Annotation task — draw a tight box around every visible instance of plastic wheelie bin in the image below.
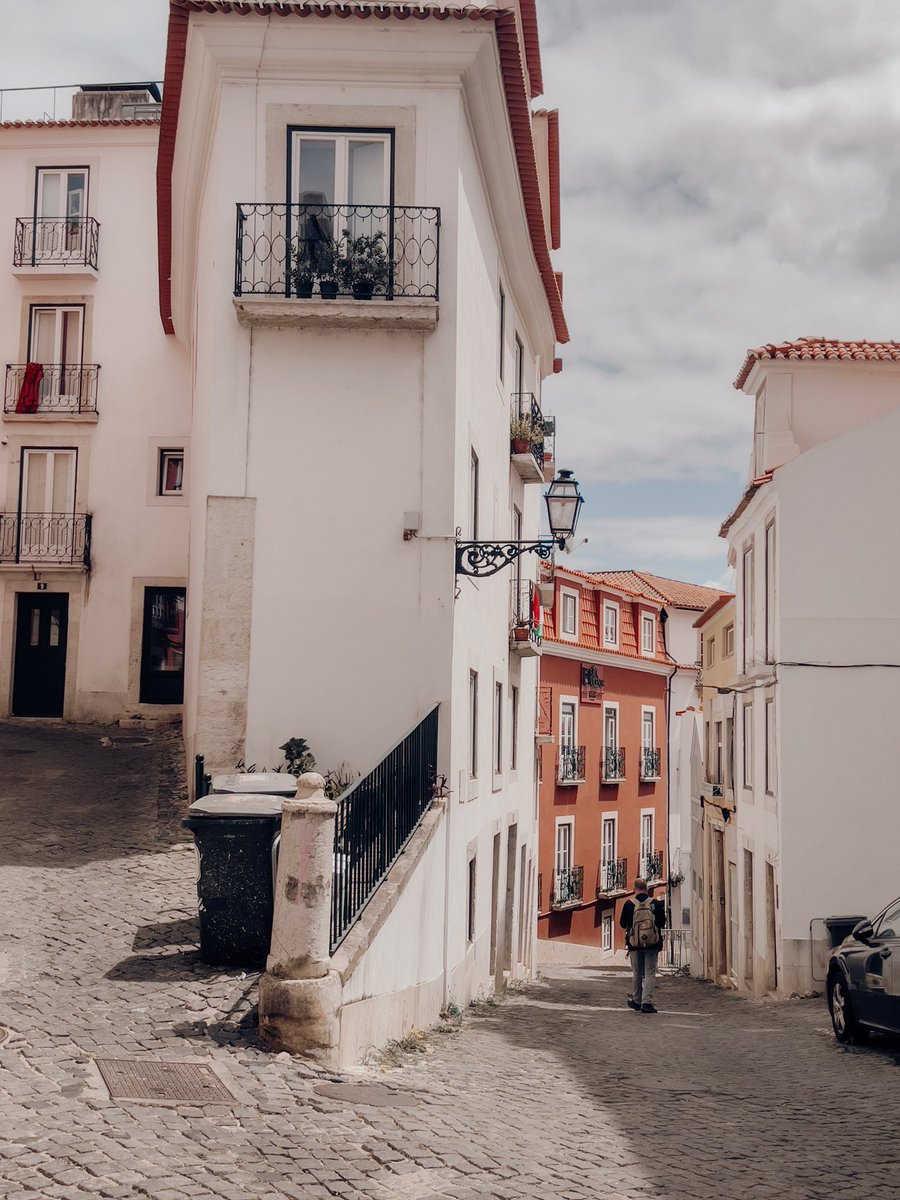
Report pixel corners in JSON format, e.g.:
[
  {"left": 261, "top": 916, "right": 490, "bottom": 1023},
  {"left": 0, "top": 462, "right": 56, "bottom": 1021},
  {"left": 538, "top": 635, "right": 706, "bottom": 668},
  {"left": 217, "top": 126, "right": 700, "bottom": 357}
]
[{"left": 182, "top": 793, "right": 285, "bottom": 968}]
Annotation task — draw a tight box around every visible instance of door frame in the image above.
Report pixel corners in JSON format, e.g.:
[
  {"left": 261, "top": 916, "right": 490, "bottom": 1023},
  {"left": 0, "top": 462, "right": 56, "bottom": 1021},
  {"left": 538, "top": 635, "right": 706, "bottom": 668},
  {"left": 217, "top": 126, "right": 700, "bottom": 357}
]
[
  {"left": 12, "top": 591, "right": 69, "bottom": 717},
  {"left": 138, "top": 585, "right": 186, "bottom": 706}
]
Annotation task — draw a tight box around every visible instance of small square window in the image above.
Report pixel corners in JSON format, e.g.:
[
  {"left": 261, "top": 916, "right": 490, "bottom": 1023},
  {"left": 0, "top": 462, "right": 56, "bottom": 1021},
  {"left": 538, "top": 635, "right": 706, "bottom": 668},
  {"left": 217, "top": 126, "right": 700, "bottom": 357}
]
[{"left": 158, "top": 449, "right": 184, "bottom": 496}]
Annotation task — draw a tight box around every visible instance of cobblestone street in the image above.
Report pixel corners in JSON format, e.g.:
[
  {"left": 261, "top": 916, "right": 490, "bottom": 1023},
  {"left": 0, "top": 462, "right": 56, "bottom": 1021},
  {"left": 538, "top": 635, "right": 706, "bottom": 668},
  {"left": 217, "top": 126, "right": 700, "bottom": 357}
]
[{"left": 1, "top": 723, "right": 899, "bottom": 1200}]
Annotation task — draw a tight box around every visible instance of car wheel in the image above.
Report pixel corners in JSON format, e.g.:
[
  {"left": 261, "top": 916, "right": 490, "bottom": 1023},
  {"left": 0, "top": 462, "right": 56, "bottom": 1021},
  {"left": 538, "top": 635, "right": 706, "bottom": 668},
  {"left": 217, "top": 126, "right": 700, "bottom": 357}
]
[{"left": 828, "top": 973, "right": 868, "bottom": 1044}]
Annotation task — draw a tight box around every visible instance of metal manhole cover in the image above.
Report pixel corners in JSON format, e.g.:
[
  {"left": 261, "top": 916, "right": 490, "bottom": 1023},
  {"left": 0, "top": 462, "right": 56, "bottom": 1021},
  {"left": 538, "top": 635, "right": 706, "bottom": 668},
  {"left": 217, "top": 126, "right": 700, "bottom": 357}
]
[
  {"left": 313, "top": 1082, "right": 421, "bottom": 1107},
  {"left": 95, "top": 1059, "right": 235, "bottom": 1103}
]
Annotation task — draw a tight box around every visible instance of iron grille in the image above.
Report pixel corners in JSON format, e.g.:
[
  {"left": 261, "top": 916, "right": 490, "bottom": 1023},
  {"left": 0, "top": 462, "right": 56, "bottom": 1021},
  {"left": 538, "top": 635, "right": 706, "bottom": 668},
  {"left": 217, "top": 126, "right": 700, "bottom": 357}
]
[
  {"left": 558, "top": 745, "right": 586, "bottom": 783},
  {"left": 551, "top": 865, "right": 583, "bottom": 908},
  {"left": 602, "top": 746, "right": 626, "bottom": 781},
  {"left": 510, "top": 579, "right": 541, "bottom": 641},
  {"left": 14, "top": 217, "right": 99, "bottom": 269},
  {"left": 640, "top": 850, "right": 664, "bottom": 883},
  {"left": 5, "top": 364, "right": 99, "bottom": 415},
  {"left": 641, "top": 747, "right": 661, "bottom": 779},
  {"left": 0, "top": 513, "right": 91, "bottom": 567},
  {"left": 331, "top": 705, "right": 439, "bottom": 952},
  {"left": 510, "top": 392, "right": 545, "bottom": 472},
  {"left": 234, "top": 203, "right": 440, "bottom": 300},
  {"left": 598, "top": 856, "right": 627, "bottom": 895},
  {"left": 660, "top": 928, "right": 686, "bottom": 971}
]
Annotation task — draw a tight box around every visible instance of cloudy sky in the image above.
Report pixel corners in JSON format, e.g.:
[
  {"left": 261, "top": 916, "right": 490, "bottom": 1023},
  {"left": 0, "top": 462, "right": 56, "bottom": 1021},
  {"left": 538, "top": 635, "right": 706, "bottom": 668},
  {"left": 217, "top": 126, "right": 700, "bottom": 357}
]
[{"left": 3, "top": 1, "right": 898, "bottom": 587}]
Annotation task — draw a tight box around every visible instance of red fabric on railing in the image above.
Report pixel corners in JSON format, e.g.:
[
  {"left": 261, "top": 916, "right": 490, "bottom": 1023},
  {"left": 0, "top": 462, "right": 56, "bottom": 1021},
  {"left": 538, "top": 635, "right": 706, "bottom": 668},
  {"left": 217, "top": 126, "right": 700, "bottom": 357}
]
[{"left": 15, "top": 362, "right": 43, "bottom": 413}]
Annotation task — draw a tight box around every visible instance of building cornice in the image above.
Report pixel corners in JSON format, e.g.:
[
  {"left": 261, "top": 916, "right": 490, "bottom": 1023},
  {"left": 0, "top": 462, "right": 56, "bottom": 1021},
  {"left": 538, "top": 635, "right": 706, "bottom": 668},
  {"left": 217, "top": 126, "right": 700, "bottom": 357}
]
[{"left": 541, "top": 639, "right": 675, "bottom": 678}]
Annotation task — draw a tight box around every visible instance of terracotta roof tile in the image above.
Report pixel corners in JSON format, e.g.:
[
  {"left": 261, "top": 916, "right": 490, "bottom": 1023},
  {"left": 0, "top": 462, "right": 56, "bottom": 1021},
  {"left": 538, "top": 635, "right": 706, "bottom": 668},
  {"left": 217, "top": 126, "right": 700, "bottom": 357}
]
[
  {"left": 543, "top": 566, "right": 669, "bottom": 665},
  {"left": 0, "top": 119, "right": 159, "bottom": 129},
  {"left": 592, "top": 570, "right": 724, "bottom": 612},
  {"left": 734, "top": 337, "right": 900, "bottom": 390}
]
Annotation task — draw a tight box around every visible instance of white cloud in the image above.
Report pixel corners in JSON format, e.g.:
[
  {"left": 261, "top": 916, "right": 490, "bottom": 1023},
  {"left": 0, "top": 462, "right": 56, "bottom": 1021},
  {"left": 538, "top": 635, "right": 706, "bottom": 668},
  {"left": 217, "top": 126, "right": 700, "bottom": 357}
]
[{"left": 567, "top": 513, "right": 727, "bottom": 576}]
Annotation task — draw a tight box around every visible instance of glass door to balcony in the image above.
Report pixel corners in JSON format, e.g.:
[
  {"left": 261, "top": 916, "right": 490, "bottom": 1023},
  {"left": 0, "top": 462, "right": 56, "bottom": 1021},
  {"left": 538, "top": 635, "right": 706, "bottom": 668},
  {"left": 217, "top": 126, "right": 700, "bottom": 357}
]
[
  {"left": 640, "top": 812, "right": 653, "bottom": 879},
  {"left": 29, "top": 307, "right": 84, "bottom": 411},
  {"left": 36, "top": 168, "right": 87, "bottom": 259},
  {"left": 20, "top": 449, "right": 76, "bottom": 559},
  {"left": 291, "top": 131, "right": 390, "bottom": 208}
]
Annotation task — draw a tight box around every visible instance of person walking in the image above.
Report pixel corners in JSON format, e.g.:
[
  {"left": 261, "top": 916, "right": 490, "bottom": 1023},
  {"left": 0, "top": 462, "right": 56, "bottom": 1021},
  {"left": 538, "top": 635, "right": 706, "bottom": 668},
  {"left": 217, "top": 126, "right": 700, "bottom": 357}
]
[{"left": 620, "top": 877, "right": 666, "bottom": 1013}]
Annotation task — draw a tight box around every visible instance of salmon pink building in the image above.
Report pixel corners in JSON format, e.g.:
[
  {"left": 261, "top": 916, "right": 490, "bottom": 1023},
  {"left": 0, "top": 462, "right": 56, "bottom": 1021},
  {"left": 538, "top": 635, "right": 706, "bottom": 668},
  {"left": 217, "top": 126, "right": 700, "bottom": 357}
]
[{"left": 537, "top": 566, "right": 674, "bottom": 957}]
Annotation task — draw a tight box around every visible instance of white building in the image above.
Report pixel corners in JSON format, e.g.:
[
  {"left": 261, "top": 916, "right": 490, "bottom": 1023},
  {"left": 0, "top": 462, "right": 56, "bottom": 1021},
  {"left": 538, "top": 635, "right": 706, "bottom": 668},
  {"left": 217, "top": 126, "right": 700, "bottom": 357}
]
[
  {"left": 722, "top": 337, "right": 900, "bottom": 995},
  {"left": 0, "top": 85, "right": 190, "bottom": 723}
]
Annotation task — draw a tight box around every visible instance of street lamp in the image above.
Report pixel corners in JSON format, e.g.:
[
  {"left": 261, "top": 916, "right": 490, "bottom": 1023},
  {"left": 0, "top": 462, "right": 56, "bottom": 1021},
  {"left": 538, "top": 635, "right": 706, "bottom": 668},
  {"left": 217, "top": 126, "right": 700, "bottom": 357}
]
[{"left": 455, "top": 469, "right": 585, "bottom": 578}]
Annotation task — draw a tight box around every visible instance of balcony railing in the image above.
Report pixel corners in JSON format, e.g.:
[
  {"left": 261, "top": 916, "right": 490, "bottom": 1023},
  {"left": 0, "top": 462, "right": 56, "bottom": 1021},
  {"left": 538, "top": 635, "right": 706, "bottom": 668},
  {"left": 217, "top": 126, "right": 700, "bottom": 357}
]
[
  {"left": 509, "top": 579, "right": 541, "bottom": 656},
  {"left": 235, "top": 203, "right": 440, "bottom": 300},
  {"left": 551, "top": 865, "right": 583, "bottom": 909},
  {"left": 640, "top": 850, "right": 664, "bottom": 883},
  {"left": 640, "top": 747, "right": 661, "bottom": 780},
  {"left": 598, "top": 856, "right": 627, "bottom": 896},
  {"left": 14, "top": 217, "right": 99, "bottom": 269},
  {"left": 602, "top": 746, "right": 626, "bottom": 782},
  {"left": 331, "top": 705, "right": 439, "bottom": 952},
  {"left": 510, "top": 392, "right": 545, "bottom": 482},
  {"left": 0, "top": 513, "right": 91, "bottom": 568},
  {"left": 5, "top": 364, "right": 99, "bottom": 415},
  {"left": 558, "top": 744, "right": 586, "bottom": 784}
]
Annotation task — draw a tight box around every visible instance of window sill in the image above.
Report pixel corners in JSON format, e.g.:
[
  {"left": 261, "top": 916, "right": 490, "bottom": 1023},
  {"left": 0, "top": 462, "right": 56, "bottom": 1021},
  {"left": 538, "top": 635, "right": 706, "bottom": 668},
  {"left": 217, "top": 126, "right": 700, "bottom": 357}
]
[
  {"left": 233, "top": 295, "right": 439, "bottom": 332},
  {"left": 12, "top": 263, "right": 98, "bottom": 281},
  {"left": 3, "top": 411, "right": 98, "bottom": 423}
]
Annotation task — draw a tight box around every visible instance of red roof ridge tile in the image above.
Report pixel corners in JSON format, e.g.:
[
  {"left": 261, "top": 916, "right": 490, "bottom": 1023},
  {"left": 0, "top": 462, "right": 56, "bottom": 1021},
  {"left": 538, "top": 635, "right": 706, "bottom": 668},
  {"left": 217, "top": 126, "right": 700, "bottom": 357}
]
[
  {"left": 734, "top": 336, "right": 900, "bottom": 390},
  {"left": 1, "top": 118, "right": 160, "bottom": 129}
]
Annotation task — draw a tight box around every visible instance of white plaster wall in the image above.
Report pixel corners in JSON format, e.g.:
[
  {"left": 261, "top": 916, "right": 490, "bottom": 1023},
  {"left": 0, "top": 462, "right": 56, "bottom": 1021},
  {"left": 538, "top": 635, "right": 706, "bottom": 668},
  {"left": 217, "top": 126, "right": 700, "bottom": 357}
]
[{"left": 0, "top": 126, "right": 190, "bottom": 721}]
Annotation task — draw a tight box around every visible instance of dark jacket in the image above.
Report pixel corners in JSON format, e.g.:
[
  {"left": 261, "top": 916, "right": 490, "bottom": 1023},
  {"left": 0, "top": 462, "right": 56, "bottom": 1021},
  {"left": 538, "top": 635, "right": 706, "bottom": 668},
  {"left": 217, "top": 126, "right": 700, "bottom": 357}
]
[{"left": 620, "top": 892, "right": 666, "bottom": 950}]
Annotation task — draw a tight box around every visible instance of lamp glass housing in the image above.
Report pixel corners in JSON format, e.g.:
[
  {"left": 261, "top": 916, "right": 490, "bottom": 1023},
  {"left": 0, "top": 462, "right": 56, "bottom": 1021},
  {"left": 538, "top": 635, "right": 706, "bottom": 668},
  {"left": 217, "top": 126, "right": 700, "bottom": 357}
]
[{"left": 544, "top": 469, "right": 584, "bottom": 542}]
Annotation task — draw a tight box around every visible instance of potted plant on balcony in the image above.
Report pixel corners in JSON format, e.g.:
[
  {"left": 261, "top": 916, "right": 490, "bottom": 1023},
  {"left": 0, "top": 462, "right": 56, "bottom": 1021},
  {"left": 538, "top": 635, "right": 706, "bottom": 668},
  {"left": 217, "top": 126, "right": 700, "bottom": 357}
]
[
  {"left": 291, "top": 241, "right": 317, "bottom": 299},
  {"left": 340, "top": 228, "right": 390, "bottom": 300},
  {"left": 311, "top": 241, "right": 340, "bottom": 299},
  {"left": 511, "top": 414, "right": 539, "bottom": 454}
]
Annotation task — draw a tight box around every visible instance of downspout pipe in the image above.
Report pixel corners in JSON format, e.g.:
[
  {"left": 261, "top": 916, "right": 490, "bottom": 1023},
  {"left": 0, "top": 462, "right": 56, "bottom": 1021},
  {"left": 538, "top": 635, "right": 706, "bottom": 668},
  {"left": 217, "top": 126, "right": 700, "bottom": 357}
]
[{"left": 660, "top": 608, "right": 679, "bottom": 931}]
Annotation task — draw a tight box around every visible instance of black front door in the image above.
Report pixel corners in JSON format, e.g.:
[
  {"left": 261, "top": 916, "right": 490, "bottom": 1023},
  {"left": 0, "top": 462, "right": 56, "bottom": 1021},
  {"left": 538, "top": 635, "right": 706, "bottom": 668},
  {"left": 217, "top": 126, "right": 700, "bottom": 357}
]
[
  {"left": 13, "top": 592, "right": 69, "bottom": 716},
  {"left": 140, "top": 587, "right": 185, "bottom": 704}
]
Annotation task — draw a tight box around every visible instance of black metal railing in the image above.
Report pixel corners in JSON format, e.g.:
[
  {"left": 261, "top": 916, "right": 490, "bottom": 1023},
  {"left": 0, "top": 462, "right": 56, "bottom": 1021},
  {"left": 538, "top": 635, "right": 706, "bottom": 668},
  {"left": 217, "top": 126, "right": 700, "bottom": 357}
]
[
  {"left": 641, "top": 747, "right": 661, "bottom": 779},
  {"left": 0, "top": 513, "right": 91, "bottom": 567},
  {"left": 660, "top": 928, "right": 686, "bottom": 971},
  {"left": 640, "top": 850, "right": 664, "bottom": 883},
  {"left": 5, "top": 364, "right": 99, "bottom": 415},
  {"left": 14, "top": 217, "right": 100, "bottom": 268},
  {"left": 330, "top": 705, "right": 439, "bottom": 952},
  {"left": 602, "top": 746, "right": 626, "bottom": 781},
  {"left": 510, "top": 579, "right": 541, "bottom": 644},
  {"left": 558, "top": 744, "right": 586, "bottom": 783},
  {"left": 235, "top": 203, "right": 440, "bottom": 301},
  {"left": 598, "top": 856, "right": 627, "bottom": 895},
  {"left": 510, "top": 392, "right": 545, "bottom": 472},
  {"left": 551, "top": 865, "right": 583, "bottom": 908}
]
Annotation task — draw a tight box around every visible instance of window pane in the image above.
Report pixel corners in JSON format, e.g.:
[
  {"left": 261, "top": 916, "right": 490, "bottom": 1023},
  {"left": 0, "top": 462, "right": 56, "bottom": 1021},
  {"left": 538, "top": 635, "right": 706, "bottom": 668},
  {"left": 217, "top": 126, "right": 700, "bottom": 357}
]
[
  {"left": 39, "top": 171, "right": 61, "bottom": 217},
  {"left": 348, "top": 139, "right": 385, "bottom": 205},
  {"left": 297, "top": 139, "right": 336, "bottom": 205},
  {"left": 29, "top": 607, "right": 40, "bottom": 646},
  {"left": 66, "top": 173, "right": 86, "bottom": 219},
  {"left": 49, "top": 610, "right": 60, "bottom": 648}
]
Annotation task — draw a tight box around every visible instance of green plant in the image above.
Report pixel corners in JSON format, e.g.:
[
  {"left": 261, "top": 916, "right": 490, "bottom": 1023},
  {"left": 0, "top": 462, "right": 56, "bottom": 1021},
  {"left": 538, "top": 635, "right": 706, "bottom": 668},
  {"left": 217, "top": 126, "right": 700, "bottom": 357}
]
[
  {"left": 510, "top": 413, "right": 544, "bottom": 446},
  {"left": 313, "top": 238, "right": 340, "bottom": 284},
  {"left": 340, "top": 228, "right": 389, "bottom": 292},
  {"left": 323, "top": 762, "right": 357, "bottom": 801},
  {"left": 279, "top": 737, "right": 317, "bottom": 776},
  {"left": 292, "top": 240, "right": 317, "bottom": 287}
]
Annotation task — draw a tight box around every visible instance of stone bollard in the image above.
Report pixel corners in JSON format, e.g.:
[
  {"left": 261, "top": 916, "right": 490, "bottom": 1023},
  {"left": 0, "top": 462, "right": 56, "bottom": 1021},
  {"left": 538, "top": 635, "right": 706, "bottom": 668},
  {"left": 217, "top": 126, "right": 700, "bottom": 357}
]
[{"left": 258, "top": 773, "right": 342, "bottom": 1064}]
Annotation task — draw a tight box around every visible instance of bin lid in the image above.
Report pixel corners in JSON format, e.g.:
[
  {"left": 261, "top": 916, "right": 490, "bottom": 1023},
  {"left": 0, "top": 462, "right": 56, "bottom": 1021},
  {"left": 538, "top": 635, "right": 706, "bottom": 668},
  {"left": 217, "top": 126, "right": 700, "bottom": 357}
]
[
  {"left": 211, "top": 772, "right": 298, "bottom": 796},
  {"left": 189, "top": 794, "right": 285, "bottom": 817}
]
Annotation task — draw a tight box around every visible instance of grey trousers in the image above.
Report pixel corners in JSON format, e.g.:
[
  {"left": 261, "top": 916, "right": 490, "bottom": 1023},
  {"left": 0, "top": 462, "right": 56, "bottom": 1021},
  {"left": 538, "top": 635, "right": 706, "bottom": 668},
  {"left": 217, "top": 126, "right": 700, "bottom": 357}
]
[{"left": 630, "top": 947, "right": 659, "bottom": 1006}]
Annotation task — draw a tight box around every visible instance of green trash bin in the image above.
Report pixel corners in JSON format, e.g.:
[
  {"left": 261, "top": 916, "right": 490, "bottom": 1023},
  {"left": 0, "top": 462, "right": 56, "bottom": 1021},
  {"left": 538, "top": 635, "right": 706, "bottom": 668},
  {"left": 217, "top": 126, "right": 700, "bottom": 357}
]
[{"left": 182, "top": 794, "right": 284, "bottom": 968}]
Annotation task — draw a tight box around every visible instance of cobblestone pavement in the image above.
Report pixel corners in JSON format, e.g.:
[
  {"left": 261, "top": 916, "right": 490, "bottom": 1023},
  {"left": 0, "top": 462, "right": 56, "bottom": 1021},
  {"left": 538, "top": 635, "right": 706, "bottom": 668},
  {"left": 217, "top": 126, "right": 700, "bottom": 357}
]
[{"left": 2, "top": 722, "right": 900, "bottom": 1200}]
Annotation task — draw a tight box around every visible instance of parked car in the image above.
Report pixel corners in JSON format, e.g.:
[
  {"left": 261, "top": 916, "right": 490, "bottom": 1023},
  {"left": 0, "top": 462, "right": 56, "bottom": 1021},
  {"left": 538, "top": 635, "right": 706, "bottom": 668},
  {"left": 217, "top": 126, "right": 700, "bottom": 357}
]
[{"left": 827, "top": 895, "right": 900, "bottom": 1043}]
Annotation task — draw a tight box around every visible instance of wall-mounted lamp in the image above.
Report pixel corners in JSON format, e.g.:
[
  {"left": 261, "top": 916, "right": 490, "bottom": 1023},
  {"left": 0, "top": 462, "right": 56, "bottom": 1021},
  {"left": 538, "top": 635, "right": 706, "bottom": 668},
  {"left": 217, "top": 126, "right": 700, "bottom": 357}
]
[{"left": 455, "top": 469, "right": 585, "bottom": 578}]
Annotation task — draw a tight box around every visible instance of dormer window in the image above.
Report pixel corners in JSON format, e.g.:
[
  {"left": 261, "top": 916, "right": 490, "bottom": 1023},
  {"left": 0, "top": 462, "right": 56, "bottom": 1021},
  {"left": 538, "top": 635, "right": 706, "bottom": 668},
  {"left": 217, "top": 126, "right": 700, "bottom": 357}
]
[
  {"left": 559, "top": 587, "right": 578, "bottom": 640},
  {"left": 641, "top": 613, "right": 655, "bottom": 656},
  {"left": 603, "top": 600, "right": 619, "bottom": 648}
]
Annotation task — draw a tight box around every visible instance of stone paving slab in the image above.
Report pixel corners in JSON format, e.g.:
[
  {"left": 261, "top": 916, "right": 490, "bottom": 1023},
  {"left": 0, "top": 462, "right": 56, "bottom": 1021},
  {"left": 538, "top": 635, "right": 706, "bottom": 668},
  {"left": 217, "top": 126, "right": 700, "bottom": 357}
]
[{"left": 1, "top": 721, "right": 900, "bottom": 1199}]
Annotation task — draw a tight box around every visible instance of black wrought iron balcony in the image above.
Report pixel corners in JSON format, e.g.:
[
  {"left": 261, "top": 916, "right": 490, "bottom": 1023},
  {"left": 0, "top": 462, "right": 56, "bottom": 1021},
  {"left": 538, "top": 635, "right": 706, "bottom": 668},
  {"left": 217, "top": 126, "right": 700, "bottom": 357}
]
[
  {"left": 551, "top": 865, "right": 583, "bottom": 910},
  {"left": 5, "top": 364, "right": 99, "bottom": 415},
  {"left": 234, "top": 203, "right": 440, "bottom": 300},
  {"left": 598, "top": 857, "right": 627, "bottom": 896},
  {"left": 640, "top": 747, "right": 662, "bottom": 780},
  {"left": 558, "top": 744, "right": 586, "bottom": 784},
  {"left": 0, "top": 514, "right": 91, "bottom": 568},
  {"left": 510, "top": 392, "right": 545, "bottom": 483},
  {"left": 640, "top": 850, "right": 664, "bottom": 883},
  {"left": 14, "top": 217, "right": 99, "bottom": 269},
  {"left": 602, "top": 746, "right": 626, "bottom": 782},
  {"left": 510, "top": 579, "right": 541, "bottom": 656}
]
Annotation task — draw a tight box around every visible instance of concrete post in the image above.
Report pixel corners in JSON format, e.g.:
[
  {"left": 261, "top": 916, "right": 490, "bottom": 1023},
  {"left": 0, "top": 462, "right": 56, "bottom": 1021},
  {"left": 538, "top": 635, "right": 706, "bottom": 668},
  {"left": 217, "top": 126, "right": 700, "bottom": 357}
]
[{"left": 258, "top": 773, "right": 343, "bottom": 1064}]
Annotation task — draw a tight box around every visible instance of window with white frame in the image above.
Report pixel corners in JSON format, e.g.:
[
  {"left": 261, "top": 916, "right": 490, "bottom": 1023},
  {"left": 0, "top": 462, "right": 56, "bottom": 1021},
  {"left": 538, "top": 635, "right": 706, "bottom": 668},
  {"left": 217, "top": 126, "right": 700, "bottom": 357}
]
[
  {"left": 714, "top": 720, "right": 723, "bottom": 786},
  {"left": 555, "top": 819, "right": 574, "bottom": 892},
  {"left": 559, "top": 700, "right": 576, "bottom": 749},
  {"left": 510, "top": 685, "right": 519, "bottom": 771},
  {"left": 601, "top": 816, "right": 616, "bottom": 869},
  {"left": 28, "top": 305, "right": 85, "bottom": 409},
  {"left": 601, "top": 914, "right": 613, "bottom": 951},
  {"left": 603, "top": 600, "right": 619, "bottom": 648},
  {"left": 35, "top": 167, "right": 89, "bottom": 258},
  {"left": 742, "top": 544, "right": 755, "bottom": 669},
  {"left": 765, "top": 697, "right": 776, "bottom": 794},
  {"left": 560, "top": 588, "right": 578, "bottom": 638},
  {"left": 723, "top": 623, "right": 735, "bottom": 658},
  {"left": 466, "top": 855, "right": 476, "bottom": 943},
  {"left": 469, "top": 670, "right": 478, "bottom": 779},
  {"left": 603, "top": 704, "right": 618, "bottom": 749},
  {"left": 706, "top": 635, "right": 715, "bottom": 668},
  {"left": 493, "top": 680, "right": 503, "bottom": 777},
  {"left": 290, "top": 129, "right": 391, "bottom": 208},
  {"left": 742, "top": 702, "right": 753, "bottom": 788},
  {"left": 641, "top": 709, "right": 658, "bottom": 778},
  {"left": 765, "top": 520, "right": 776, "bottom": 663},
  {"left": 639, "top": 812, "right": 654, "bottom": 876},
  {"left": 158, "top": 449, "right": 184, "bottom": 497},
  {"left": 641, "top": 612, "right": 655, "bottom": 655}
]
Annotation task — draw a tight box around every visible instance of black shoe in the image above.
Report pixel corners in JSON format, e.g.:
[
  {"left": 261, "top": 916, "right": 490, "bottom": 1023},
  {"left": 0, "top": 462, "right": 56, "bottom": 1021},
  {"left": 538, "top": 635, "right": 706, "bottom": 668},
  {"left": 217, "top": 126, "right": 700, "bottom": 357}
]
[
  {"left": 641, "top": 1003, "right": 657, "bottom": 1014},
  {"left": 627, "top": 998, "right": 640, "bottom": 1011}
]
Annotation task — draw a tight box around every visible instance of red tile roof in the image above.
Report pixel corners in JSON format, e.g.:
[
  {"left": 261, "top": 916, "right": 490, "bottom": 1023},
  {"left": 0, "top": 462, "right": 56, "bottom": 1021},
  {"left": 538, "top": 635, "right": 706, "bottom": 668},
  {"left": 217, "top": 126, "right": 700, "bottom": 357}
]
[
  {"left": 693, "top": 592, "right": 734, "bottom": 629},
  {"left": 592, "top": 571, "right": 724, "bottom": 612},
  {"left": 518, "top": 0, "right": 544, "bottom": 99},
  {"left": 542, "top": 566, "right": 670, "bottom": 665},
  {"left": 157, "top": 1, "right": 568, "bottom": 343},
  {"left": 0, "top": 119, "right": 159, "bottom": 129},
  {"left": 734, "top": 337, "right": 900, "bottom": 390},
  {"left": 718, "top": 471, "right": 774, "bottom": 538}
]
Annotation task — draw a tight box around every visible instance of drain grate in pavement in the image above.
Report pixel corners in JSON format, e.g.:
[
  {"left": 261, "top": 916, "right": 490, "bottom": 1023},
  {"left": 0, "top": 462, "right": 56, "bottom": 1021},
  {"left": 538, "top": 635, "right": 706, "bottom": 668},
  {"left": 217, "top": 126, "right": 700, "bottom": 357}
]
[
  {"left": 95, "top": 1059, "right": 235, "bottom": 1103},
  {"left": 313, "top": 1082, "right": 421, "bottom": 1107}
]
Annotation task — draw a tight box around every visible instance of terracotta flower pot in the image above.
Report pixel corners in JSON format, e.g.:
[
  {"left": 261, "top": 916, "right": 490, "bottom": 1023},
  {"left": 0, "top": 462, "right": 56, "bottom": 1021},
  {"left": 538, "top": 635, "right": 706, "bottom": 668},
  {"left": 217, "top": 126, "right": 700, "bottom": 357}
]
[{"left": 512, "top": 438, "right": 530, "bottom": 454}]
